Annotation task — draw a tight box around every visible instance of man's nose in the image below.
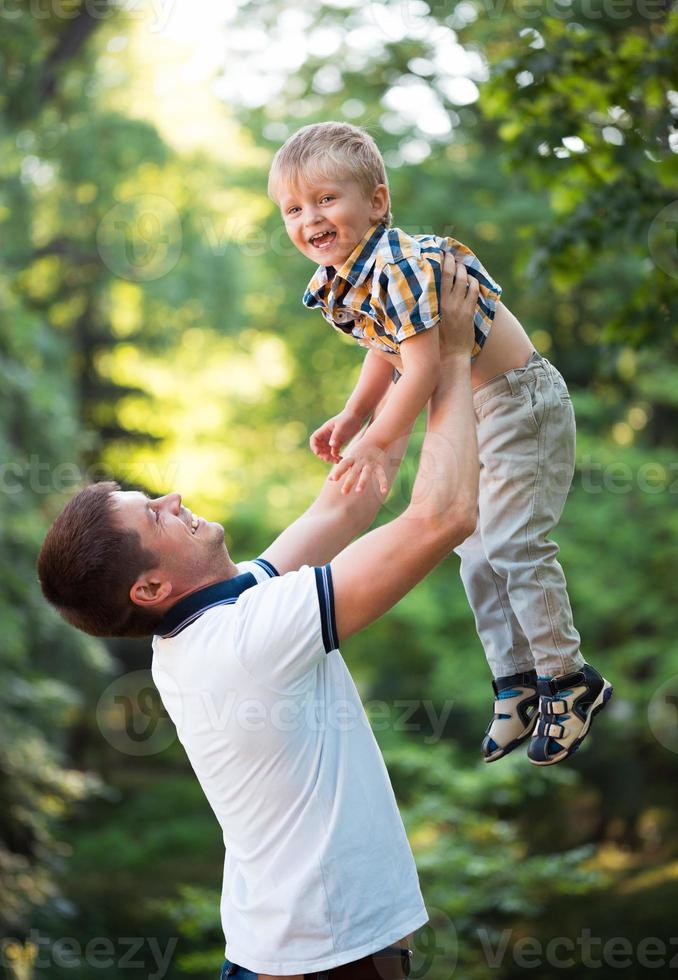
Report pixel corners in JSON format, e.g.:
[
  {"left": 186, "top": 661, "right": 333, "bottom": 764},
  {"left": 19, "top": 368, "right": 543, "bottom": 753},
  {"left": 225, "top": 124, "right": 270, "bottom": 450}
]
[{"left": 157, "top": 492, "right": 182, "bottom": 512}]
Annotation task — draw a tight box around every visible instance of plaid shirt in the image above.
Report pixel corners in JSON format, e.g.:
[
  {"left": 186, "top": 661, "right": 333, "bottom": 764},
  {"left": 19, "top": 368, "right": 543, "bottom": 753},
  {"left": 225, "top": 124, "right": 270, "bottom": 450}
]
[{"left": 303, "top": 223, "right": 502, "bottom": 360}]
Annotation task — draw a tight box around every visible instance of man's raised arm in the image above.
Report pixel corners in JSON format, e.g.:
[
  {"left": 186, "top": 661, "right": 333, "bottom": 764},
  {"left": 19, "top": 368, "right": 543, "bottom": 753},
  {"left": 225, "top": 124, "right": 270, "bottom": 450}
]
[
  {"left": 260, "top": 254, "right": 475, "bottom": 577},
  {"left": 329, "top": 255, "right": 480, "bottom": 642}
]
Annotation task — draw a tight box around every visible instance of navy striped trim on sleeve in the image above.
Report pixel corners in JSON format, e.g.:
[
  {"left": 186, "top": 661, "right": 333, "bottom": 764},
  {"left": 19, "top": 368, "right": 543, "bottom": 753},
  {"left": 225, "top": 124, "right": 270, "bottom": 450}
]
[
  {"left": 254, "top": 557, "right": 279, "bottom": 578},
  {"left": 314, "top": 564, "right": 339, "bottom": 653}
]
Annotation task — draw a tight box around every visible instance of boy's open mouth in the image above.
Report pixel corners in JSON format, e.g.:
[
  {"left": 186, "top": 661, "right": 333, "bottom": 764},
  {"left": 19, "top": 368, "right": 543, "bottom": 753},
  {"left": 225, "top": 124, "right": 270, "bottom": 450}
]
[{"left": 309, "top": 230, "right": 337, "bottom": 251}]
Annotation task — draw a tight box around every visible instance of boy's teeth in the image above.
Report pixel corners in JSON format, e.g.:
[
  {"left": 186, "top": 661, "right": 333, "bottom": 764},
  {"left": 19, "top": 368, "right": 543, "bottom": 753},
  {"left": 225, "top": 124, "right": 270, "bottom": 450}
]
[{"left": 310, "top": 231, "right": 336, "bottom": 247}]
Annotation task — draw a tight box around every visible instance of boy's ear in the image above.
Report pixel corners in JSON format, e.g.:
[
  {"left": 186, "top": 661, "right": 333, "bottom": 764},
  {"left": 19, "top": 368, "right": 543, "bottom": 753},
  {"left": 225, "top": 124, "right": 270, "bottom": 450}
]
[{"left": 370, "top": 184, "right": 389, "bottom": 222}]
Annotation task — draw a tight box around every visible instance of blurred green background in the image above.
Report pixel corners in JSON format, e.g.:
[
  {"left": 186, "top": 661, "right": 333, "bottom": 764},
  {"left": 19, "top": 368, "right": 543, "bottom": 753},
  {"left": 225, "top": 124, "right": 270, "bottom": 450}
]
[{"left": 1, "top": 1, "right": 677, "bottom": 978}]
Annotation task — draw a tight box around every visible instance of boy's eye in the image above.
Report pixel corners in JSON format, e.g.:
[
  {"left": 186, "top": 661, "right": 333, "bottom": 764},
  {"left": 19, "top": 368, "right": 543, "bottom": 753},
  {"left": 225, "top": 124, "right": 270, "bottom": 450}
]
[
  {"left": 320, "top": 196, "right": 335, "bottom": 204},
  {"left": 286, "top": 206, "right": 300, "bottom": 215}
]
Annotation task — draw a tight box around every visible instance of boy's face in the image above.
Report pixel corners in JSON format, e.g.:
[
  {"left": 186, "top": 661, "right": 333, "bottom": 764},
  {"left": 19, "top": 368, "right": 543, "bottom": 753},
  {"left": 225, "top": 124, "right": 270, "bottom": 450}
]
[{"left": 279, "top": 175, "right": 389, "bottom": 267}]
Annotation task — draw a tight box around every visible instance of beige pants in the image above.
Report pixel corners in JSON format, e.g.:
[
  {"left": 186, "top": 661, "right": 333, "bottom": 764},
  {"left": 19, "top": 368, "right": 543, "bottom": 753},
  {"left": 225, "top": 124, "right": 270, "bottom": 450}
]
[{"left": 454, "top": 351, "right": 585, "bottom": 679}]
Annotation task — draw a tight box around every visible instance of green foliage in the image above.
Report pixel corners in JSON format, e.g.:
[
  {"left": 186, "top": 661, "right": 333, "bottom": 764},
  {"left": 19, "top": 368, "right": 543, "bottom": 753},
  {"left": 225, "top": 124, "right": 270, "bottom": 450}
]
[
  {"left": 2, "top": 2, "right": 677, "bottom": 979},
  {"left": 0, "top": 139, "right": 113, "bottom": 937},
  {"left": 480, "top": 7, "right": 678, "bottom": 348}
]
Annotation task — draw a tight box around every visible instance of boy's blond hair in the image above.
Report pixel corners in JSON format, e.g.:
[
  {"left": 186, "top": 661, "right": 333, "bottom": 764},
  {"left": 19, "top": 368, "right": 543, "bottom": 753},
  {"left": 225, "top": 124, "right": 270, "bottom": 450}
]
[{"left": 268, "top": 121, "right": 392, "bottom": 226}]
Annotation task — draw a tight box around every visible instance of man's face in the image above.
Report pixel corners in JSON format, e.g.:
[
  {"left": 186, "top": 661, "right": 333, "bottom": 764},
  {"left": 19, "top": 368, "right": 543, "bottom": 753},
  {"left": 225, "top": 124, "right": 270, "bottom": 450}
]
[
  {"left": 111, "top": 491, "right": 233, "bottom": 607},
  {"left": 279, "top": 175, "right": 387, "bottom": 268}
]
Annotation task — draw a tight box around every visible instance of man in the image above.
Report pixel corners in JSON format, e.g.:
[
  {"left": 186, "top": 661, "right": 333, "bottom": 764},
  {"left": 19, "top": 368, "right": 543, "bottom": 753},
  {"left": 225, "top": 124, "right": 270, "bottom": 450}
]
[{"left": 37, "top": 255, "right": 480, "bottom": 979}]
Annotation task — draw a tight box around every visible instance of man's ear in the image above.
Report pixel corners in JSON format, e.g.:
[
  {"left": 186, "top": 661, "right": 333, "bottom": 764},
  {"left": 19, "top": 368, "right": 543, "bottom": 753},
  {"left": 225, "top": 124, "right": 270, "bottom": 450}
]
[{"left": 129, "top": 574, "right": 173, "bottom": 608}]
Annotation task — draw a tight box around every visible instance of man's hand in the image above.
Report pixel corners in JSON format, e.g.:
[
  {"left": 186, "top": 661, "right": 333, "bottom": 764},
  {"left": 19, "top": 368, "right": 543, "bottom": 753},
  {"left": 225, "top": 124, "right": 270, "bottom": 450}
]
[
  {"left": 329, "top": 438, "right": 389, "bottom": 496},
  {"left": 310, "top": 409, "right": 366, "bottom": 464},
  {"left": 439, "top": 254, "right": 479, "bottom": 361}
]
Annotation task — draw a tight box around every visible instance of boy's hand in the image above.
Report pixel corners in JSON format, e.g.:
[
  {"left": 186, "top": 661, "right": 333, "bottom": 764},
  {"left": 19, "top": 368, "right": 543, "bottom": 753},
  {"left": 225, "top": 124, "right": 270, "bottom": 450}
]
[
  {"left": 439, "top": 254, "right": 479, "bottom": 360},
  {"left": 329, "top": 439, "right": 389, "bottom": 496},
  {"left": 310, "top": 409, "right": 365, "bottom": 464}
]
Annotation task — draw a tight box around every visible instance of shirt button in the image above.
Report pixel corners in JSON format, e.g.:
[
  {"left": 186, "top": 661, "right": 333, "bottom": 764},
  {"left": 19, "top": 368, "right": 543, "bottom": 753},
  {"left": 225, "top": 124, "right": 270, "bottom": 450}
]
[{"left": 333, "top": 309, "right": 356, "bottom": 324}]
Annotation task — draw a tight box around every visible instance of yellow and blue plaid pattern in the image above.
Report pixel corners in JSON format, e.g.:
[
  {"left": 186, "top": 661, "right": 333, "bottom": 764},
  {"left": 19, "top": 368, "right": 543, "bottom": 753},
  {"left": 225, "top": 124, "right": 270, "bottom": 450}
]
[{"left": 303, "top": 223, "right": 502, "bottom": 360}]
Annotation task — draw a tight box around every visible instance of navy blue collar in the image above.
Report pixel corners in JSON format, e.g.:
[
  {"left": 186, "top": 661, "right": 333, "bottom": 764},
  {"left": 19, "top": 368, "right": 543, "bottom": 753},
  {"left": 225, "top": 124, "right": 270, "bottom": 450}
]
[{"left": 155, "top": 559, "right": 278, "bottom": 639}]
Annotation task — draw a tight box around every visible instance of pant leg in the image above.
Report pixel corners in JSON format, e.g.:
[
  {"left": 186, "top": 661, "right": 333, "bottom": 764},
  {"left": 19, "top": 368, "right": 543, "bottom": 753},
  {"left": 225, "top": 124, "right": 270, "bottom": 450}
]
[
  {"left": 454, "top": 516, "right": 535, "bottom": 679},
  {"left": 473, "top": 354, "right": 584, "bottom": 678},
  {"left": 221, "top": 961, "right": 258, "bottom": 980}
]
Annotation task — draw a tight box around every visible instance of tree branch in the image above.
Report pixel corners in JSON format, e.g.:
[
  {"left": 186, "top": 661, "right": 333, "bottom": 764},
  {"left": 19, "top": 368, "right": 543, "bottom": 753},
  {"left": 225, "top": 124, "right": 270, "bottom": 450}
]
[{"left": 39, "top": 0, "right": 113, "bottom": 101}]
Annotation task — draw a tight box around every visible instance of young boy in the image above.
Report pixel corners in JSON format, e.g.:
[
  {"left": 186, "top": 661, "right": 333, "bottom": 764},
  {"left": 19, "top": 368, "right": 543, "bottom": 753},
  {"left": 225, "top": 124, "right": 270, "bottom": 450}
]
[{"left": 268, "top": 121, "right": 612, "bottom": 766}]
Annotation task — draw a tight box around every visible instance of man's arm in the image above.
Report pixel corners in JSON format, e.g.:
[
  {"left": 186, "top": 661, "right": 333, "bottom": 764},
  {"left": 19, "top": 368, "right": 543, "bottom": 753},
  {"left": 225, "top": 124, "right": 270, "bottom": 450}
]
[{"left": 330, "top": 255, "right": 480, "bottom": 642}]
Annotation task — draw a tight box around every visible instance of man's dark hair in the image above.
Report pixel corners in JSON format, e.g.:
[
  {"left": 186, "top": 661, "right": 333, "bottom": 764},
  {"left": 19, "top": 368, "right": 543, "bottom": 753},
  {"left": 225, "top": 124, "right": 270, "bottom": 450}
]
[{"left": 37, "top": 481, "right": 163, "bottom": 638}]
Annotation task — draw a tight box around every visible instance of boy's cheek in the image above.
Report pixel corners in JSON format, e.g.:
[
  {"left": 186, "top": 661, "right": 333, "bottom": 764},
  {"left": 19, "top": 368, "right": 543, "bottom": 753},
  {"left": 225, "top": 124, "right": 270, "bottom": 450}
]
[{"left": 285, "top": 225, "right": 303, "bottom": 249}]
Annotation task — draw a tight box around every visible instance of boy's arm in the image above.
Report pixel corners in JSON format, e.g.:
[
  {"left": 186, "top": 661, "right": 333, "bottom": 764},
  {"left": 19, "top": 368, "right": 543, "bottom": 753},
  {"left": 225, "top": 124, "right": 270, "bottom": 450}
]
[
  {"left": 331, "top": 328, "right": 441, "bottom": 493},
  {"left": 260, "top": 257, "right": 475, "bottom": 575},
  {"left": 310, "top": 351, "right": 394, "bottom": 463},
  {"left": 345, "top": 349, "right": 395, "bottom": 420},
  {"left": 262, "top": 416, "right": 411, "bottom": 575},
  {"left": 331, "top": 257, "right": 480, "bottom": 640}
]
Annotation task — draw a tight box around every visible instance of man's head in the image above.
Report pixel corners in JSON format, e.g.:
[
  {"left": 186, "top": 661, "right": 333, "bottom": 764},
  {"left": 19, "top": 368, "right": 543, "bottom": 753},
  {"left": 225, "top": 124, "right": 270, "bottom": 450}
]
[
  {"left": 268, "top": 121, "right": 391, "bottom": 268},
  {"left": 37, "top": 482, "right": 235, "bottom": 638}
]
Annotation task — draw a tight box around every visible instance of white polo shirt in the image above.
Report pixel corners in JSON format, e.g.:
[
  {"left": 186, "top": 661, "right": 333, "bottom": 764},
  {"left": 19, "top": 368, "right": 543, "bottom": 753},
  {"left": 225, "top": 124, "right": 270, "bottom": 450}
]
[{"left": 151, "top": 559, "right": 428, "bottom": 975}]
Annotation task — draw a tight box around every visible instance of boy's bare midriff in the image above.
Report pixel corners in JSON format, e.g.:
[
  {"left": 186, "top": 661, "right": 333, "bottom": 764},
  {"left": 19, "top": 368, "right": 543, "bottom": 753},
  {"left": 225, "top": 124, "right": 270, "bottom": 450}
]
[
  {"left": 258, "top": 934, "right": 412, "bottom": 980},
  {"left": 469, "top": 301, "right": 536, "bottom": 390},
  {"left": 373, "top": 301, "right": 536, "bottom": 393}
]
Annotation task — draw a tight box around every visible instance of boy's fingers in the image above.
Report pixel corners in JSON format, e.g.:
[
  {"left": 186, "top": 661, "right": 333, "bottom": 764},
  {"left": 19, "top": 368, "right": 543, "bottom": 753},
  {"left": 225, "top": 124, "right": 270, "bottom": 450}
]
[
  {"left": 341, "top": 464, "right": 359, "bottom": 495},
  {"left": 330, "top": 457, "right": 353, "bottom": 481},
  {"left": 375, "top": 464, "right": 389, "bottom": 494},
  {"left": 355, "top": 464, "right": 372, "bottom": 494},
  {"left": 312, "top": 427, "right": 331, "bottom": 449}
]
